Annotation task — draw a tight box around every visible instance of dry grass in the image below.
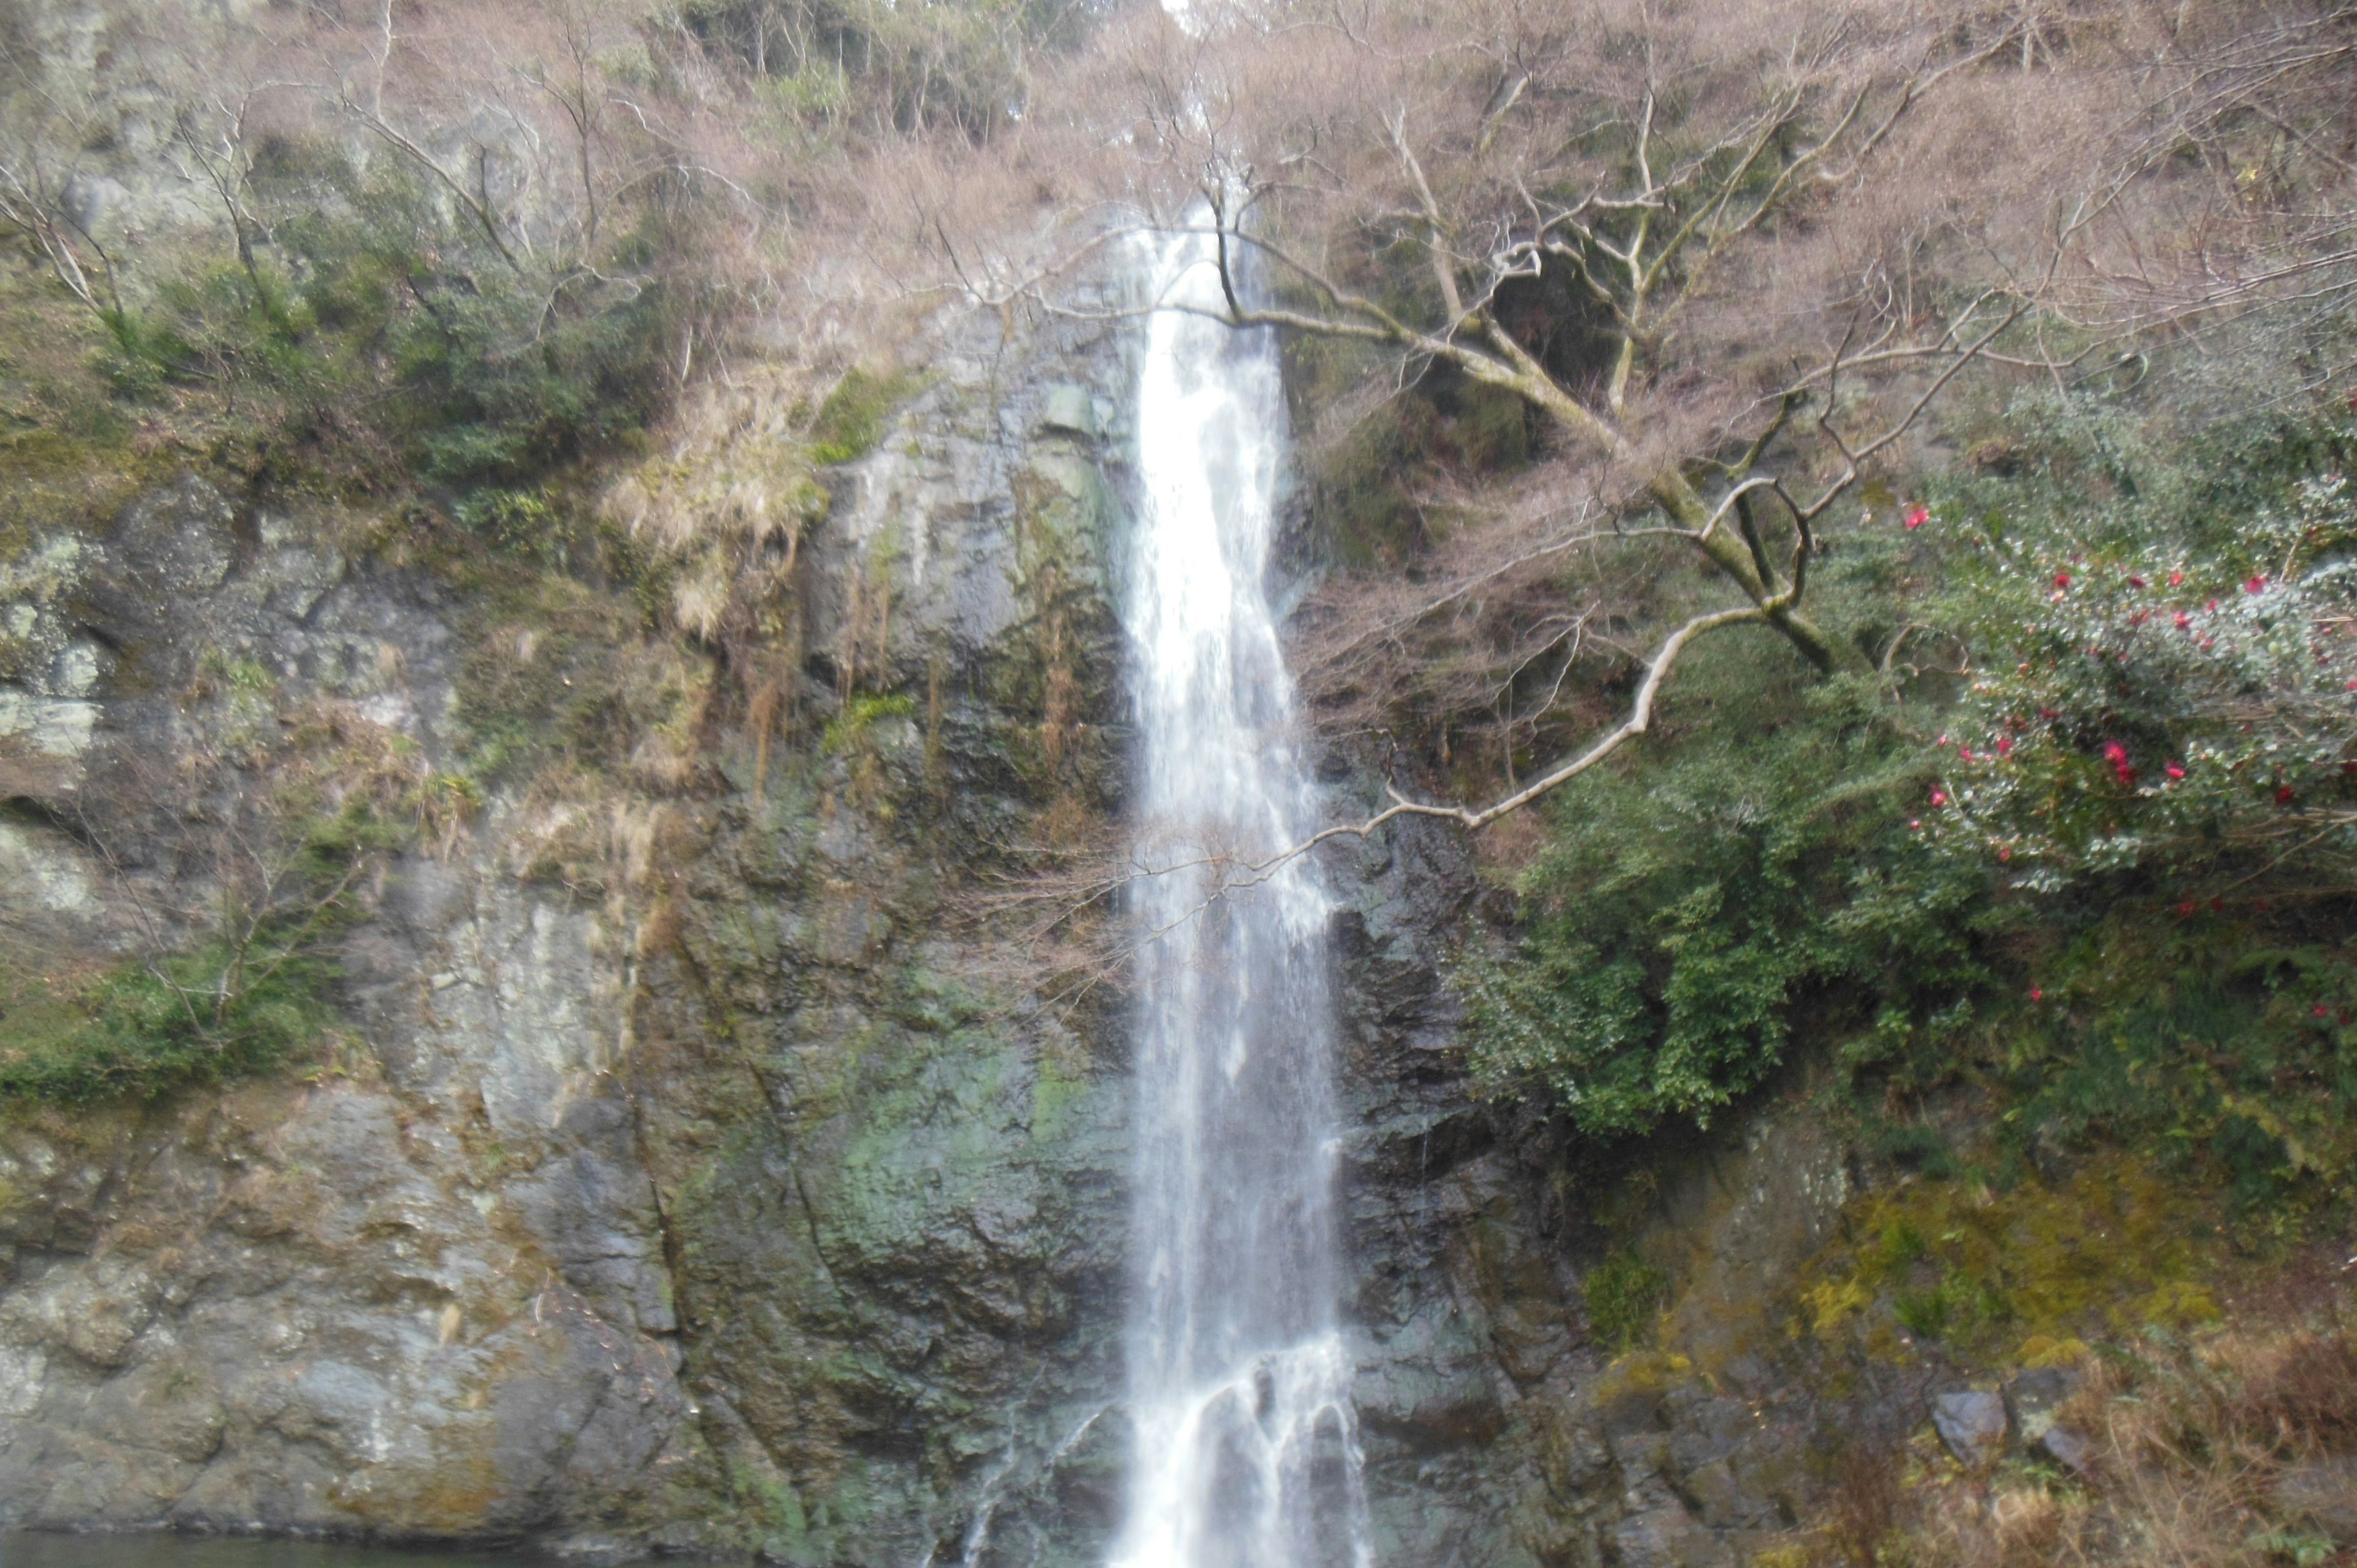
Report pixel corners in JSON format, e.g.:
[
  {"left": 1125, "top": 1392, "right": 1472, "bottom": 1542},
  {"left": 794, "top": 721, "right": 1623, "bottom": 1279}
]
[{"left": 1783, "top": 1299, "right": 2357, "bottom": 1567}]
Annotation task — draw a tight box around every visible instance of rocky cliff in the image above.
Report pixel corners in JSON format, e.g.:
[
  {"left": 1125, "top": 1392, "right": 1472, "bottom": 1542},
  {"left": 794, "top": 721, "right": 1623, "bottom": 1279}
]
[
  {"left": 0, "top": 11, "right": 1927, "bottom": 1550},
  {"left": 0, "top": 255, "right": 1953, "bottom": 1565}
]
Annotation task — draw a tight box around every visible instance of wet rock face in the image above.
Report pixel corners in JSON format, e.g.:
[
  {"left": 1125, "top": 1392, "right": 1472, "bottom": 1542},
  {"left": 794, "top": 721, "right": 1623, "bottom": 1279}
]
[{"left": 625, "top": 293, "right": 1145, "bottom": 1568}]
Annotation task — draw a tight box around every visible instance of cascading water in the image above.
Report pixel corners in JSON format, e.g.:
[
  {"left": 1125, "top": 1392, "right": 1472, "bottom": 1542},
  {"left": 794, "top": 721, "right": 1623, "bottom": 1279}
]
[{"left": 1110, "top": 223, "right": 1373, "bottom": 1568}]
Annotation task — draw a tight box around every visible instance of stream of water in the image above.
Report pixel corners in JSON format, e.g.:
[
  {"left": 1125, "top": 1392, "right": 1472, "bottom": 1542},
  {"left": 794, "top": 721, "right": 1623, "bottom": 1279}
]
[{"left": 1110, "top": 225, "right": 1372, "bottom": 1568}]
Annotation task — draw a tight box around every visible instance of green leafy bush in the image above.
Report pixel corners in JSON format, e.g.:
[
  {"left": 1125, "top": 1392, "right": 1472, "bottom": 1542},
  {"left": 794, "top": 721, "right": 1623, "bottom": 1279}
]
[
  {"left": 1916, "top": 399, "right": 2357, "bottom": 903},
  {"left": 1461, "top": 655, "right": 1986, "bottom": 1137},
  {"left": 1465, "top": 392, "right": 2357, "bottom": 1182},
  {"left": 0, "top": 936, "right": 337, "bottom": 1103}
]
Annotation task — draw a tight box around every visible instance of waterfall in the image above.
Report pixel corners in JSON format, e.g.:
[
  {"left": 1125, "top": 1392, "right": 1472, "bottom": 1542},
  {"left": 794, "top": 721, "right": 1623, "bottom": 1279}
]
[{"left": 1110, "top": 224, "right": 1373, "bottom": 1568}]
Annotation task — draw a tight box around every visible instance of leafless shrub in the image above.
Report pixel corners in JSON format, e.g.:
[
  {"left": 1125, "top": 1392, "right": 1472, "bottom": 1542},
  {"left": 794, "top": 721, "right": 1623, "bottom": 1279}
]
[{"left": 1828, "top": 1443, "right": 1907, "bottom": 1567}]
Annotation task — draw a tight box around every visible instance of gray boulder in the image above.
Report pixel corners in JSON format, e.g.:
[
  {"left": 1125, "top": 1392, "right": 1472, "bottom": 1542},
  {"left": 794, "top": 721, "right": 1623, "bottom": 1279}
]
[{"left": 1930, "top": 1390, "right": 2008, "bottom": 1469}]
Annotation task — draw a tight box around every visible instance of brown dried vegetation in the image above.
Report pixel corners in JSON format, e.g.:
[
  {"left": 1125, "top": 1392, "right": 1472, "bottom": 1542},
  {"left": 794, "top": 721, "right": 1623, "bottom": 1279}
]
[
  {"left": 1793, "top": 1301, "right": 2357, "bottom": 1567},
  {"left": 911, "top": 0, "right": 2357, "bottom": 832}
]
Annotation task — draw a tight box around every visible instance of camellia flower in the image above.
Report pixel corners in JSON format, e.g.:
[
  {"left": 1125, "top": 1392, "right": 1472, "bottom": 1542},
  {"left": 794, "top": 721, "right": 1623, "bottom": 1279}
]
[
  {"left": 2165, "top": 761, "right": 2186, "bottom": 780},
  {"left": 1905, "top": 504, "right": 1929, "bottom": 528},
  {"left": 2054, "top": 571, "right": 2073, "bottom": 589},
  {"left": 2029, "top": 987, "right": 2044, "bottom": 1002},
  {"left": 1997, "top": 737, "right": 2013, "bottom": 757},
  {"left": 2246, "top": 575, "right": 2269, "bottom": 594},
  {"left": 1930, "top": 789, "right": 1949, "bottom": 807},
  {"left": 2175, "top": 612, "right": 2192, "bottom": 630},
  {"left": 2169, "top": 570, "right": 2186, "bottom": 586}
]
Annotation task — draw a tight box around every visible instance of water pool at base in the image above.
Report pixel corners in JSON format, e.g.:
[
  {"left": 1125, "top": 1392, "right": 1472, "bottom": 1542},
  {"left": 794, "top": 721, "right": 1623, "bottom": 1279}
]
[{"left": 0, "top": 1538, "right": 538, "bottom": 1568}]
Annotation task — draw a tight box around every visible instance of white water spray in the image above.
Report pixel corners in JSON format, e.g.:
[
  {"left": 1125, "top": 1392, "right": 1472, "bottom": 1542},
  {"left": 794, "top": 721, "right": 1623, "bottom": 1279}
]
[{"left": 1110, "top": 223, "right": 1373, "bottom": 1568}]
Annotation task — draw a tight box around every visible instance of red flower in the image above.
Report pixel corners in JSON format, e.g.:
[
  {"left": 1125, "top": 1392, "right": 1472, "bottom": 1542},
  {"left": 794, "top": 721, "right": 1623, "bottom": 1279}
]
[
  {"left": 2126, "top": 575, "right": 2146, "bottom": 589},
  {"left": 2165, "top": 761, "right": 2186, "bottom": 780},
  {"left": 2175, "top": 612, "right": 2192, "bottom": 630},
  {"left": 1908, "top": 819, "right": 1922, "bottom": 830},
  {"left": 2054, "top": 572, "right": 2073, "bottom": 589},
  {"left": 2177, "top": 900, "right": 2197, "bottom": 916},
  {"left": 2169, "top": 570, "right": 2186, "bottom": 587},
  {"left": 2277, "top": 784, "right": 2296, "bottom": 804},
  {"left": 2246, "top": 575, "right": 2269, "bottom": 594},
  {"left": 2029, "top": 986, "right": 2044, "bottom": 1002},
  {"left": 1905, "top": 505, "right": 1929, "bottom": 529},
  {"left": 2207, "top": 598, "right": 2220, "bottom": 612},
  {"left": 1959, "top": 746, "right": 1975, "bottom": 761},
  {"left": 2315, "top": 1005, "right": 2332, "bottom": 1019},
  {"left": 1997, "top": 737, "right": 2013, "bottom": 757},
  {"left": 1997, "top": 845, "right": 2012, "bottom": 862},
  {"left": 2040, "top": 708, "right": 2060, "bottom": 719}
]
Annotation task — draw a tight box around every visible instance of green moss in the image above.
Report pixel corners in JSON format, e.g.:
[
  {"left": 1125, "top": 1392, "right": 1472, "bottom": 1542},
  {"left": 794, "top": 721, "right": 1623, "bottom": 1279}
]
[
  {"left": 808, "top": 368, "right": 926, "bottom": 465},
  {"left": 1796, "top": 1152, "right": 2226, "bottom": 1362},
  {"left": 1029, "top": 1052, "right": 1083, "bottom": 1143},
  {"left": 821, "top": 691, "right": 916, "bottom": 756},
  {"left": 1585, "top": 1250, "right": 1669, "bottom": 1353}
]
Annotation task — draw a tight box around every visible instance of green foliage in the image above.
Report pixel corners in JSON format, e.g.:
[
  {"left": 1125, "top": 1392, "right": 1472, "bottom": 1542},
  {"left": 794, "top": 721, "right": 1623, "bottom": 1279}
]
[
  {"left": 1466, "top": 391, "right": 2357, "bottom": 1181},
  {"left": 90, "top": 152, "right": 673, "bottom": 508},
  {"left": 1916, "top": 395, "right": 2357, "bottom": 903},
  {"left": 0, "top": 787, "right": 393, "bottom": 1105},
  {"left": 1461, "top": 654, "right": 1987, "bottom": 1137},
  {"left": 0, "top": 935, "right": 336, "bottom": 1103},
  {"left": 2250, "top": 1528, "right": 2336, "bottom": 1567},
  {"left": 1584, "top": 1250, "right": 1668, "bottom": 1353},
  {"left": 1992, "top": 917, "right": 2357, "bottom": 1211}
]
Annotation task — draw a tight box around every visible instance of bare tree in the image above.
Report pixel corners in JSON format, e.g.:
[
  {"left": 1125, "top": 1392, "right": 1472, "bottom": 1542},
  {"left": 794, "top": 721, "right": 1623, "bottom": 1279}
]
[{"left": 969, "top": 0, "right": 2094, "bottom": 858}]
